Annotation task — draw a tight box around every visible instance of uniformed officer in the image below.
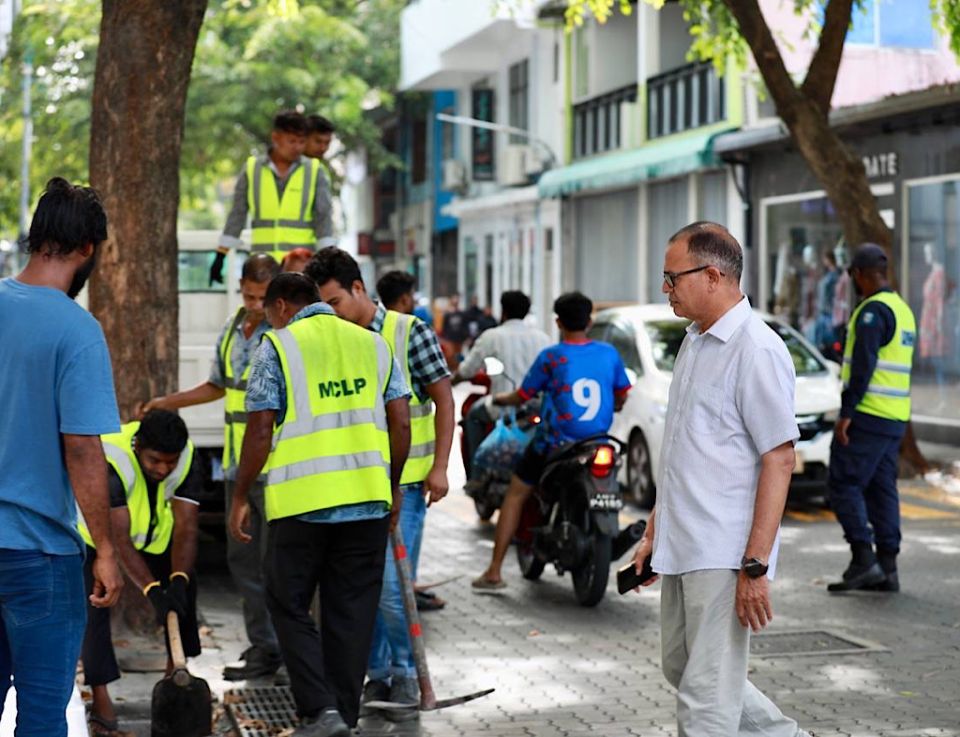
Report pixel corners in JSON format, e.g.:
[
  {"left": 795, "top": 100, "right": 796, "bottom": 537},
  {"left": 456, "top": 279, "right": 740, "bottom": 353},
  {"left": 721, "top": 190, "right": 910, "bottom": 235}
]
[
  {"left": 209, "top": 110, "right": 335, "bottom": 284},
  {"left": 229, "top": 272, "right": 411, "bottom": 737},
  {"left": 78, "top": 410, "right": 202, "bottom": 737},
  {"left": 142, "top": 253, "right": 284, "bottom": 680},
  {"left": 305, "top": 249, "right": 454, "bottom": 720},
  {"left": 827, "top": 243, "right": 916, "bottom": 593}
]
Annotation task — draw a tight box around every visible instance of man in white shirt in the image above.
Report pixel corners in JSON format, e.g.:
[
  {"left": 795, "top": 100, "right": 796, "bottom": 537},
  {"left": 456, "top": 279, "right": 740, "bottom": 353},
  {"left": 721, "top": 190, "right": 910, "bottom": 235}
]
[
  {"left": 632, "top": 222, "right": 811, "bottom": 737},
  {"left": 453, "top": 291, "right": 551, "bottom": 481}
]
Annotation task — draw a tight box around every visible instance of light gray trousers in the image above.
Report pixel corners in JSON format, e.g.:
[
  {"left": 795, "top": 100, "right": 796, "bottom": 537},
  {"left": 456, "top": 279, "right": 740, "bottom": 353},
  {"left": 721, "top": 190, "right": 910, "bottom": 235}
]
[{"left": 660, "top": 570, "right": 807, "bottom": 737}]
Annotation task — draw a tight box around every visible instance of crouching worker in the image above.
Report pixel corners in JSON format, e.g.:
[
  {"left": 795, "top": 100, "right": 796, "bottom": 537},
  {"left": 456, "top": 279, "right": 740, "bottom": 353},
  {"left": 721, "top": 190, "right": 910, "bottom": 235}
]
[{"left": 79, "top": 410, "right": 202, "bottom": 737}]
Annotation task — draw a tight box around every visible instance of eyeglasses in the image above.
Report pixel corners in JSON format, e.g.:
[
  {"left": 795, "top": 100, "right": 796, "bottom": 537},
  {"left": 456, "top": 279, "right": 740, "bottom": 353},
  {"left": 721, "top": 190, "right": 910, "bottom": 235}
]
[{"left": 663, "top": 264, "right": 722, "bottom": 288}]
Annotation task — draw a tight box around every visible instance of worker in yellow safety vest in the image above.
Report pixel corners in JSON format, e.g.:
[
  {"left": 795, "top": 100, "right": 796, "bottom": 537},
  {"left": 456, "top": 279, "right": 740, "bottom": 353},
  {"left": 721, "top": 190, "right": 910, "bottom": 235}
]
[
  {"left": 228, "top": 271, "right": 411, "bottom": 735},
  {"left": 140, "top": 253, "right": 284, "bottom": 681},
  {"left": 77, "top": 410, "right": 201, "bottom": 737},
  {"left": 305, "top": 250, "right": 454, "bottom": 721},
  {"left": 209, "top": 110, "right": 336, "bottom": 285},
  {"left": 827, "top": 243, "right": 916, "bottom": 594}
]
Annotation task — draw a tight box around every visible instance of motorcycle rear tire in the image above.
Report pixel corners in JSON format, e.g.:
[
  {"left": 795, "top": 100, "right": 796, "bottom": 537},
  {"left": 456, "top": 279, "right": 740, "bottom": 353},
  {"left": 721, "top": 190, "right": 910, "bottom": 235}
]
[
  {"left": 572, "top": 533, "right": 612, "bottom": 607},
  {"left": 517, "top": 541, "right": 545, "bottom": 581},
  {"left": 474, "top": 495, "right": 497, "bottom": 522}
]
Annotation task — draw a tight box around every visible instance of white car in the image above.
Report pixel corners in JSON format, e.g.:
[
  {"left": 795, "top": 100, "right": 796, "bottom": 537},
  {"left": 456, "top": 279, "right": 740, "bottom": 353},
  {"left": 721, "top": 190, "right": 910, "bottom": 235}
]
[{"left": 587, "top": 304, "right": 841, "bottom": 507}]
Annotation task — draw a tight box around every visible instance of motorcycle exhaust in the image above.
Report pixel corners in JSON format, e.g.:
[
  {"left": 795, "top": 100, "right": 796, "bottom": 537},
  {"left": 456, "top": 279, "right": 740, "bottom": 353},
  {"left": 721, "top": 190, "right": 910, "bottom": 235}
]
[{"left": 612, "top": 519, "right": 647, "bottom": 560}]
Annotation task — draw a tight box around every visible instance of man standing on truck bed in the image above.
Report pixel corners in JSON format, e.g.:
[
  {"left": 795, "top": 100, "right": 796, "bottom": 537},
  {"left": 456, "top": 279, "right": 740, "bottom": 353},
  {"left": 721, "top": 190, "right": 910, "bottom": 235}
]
[
  {"left": 208, "top": 110, "right": 336, "bottom": 285},
  {"left": 141, "top": 253, "right": 284, "bottom": 681}
]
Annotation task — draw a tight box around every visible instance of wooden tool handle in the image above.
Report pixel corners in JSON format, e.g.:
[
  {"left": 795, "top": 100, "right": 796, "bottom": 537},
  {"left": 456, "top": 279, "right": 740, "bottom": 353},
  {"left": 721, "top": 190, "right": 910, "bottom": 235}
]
[{"left": 166, "top": 610, "right": 187, "bottom": 670}]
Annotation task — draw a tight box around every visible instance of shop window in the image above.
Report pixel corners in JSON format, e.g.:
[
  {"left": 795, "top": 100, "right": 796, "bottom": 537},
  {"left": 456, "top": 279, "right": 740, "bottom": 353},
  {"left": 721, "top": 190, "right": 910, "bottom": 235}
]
[
  {"left": 411, "top": 118, "right": 427, "bottom": 184},
  {"left": 646, "top": 179, "right": 689, "bottom": 301},
  {"left": 841, "top": 0, "right": 935, "bottom": 49},
  {"left": 904, "top": 176, "right": 960, "bottom": 421},
  {"left": 509, "top": 59, "right": 529, "bottom": 144}
]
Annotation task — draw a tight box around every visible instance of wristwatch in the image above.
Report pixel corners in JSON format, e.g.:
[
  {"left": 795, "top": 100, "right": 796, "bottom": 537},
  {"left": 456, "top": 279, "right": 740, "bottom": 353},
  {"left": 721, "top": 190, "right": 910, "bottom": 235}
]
[{"left": 740, "top": 556, "right": 769, "bottom": 579}]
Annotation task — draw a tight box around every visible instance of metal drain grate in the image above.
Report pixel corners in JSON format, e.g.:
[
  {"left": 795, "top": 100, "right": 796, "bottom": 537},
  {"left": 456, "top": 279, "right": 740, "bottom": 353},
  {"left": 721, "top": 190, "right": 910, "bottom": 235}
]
[
  {"left": 751, "top": 629, "right": 885, "bottom": 657},
  {"left": 225, "top": 685, "right": 298, "bottom": 737}
]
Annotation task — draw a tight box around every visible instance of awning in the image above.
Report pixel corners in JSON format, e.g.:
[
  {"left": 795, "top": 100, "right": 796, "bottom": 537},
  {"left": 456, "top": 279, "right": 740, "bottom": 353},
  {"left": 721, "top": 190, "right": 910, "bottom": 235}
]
[{"left": 538, "top": 128, "right": 734, "bottom": 199}]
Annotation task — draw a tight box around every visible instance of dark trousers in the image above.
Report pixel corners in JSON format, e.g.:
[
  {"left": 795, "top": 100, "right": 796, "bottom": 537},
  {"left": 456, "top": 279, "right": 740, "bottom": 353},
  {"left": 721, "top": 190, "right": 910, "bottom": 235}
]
[
  {"left": 225, "top": 479, "right": 280, "bottom": 657},
  {"left": 80, "top": 546, "right": 200, "bottom": 686},
  {"left": 828, "top": 426, "right": 902, "bottom": 552},
  {"left": 265, "top": 515, "right": 390, "bottom": 727}
]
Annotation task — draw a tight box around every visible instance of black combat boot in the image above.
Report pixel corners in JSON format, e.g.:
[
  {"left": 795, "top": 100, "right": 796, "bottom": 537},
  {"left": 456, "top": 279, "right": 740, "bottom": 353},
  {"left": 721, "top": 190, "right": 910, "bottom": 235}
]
[
  {"left": 827, "top": 541, "right": 886, "bottom": 592},
  {"left": 865, "top": 548, "right": 900, "bottom": 592}
]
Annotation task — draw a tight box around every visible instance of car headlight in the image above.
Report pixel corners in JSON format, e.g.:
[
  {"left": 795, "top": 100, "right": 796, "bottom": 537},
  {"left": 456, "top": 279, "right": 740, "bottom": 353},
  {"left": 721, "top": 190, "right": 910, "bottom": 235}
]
[{"left": 821, "top": 409, "right": 839, "bottom": 424}]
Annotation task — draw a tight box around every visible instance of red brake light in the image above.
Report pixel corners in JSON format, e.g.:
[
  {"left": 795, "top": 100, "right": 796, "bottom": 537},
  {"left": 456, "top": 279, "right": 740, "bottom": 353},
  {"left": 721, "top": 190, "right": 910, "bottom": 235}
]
[{"left": 591, "top": 445, "right": 616, "bottom": 478}]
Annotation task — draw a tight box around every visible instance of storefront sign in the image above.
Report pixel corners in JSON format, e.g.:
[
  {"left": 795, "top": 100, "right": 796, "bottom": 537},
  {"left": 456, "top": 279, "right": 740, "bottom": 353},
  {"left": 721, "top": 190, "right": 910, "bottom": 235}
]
[
  {"left": 472, "top": 88, "right": 495, "bottom": 181},
  {"left": 862, "top": 152, "right": 898, "bottom": 179}
]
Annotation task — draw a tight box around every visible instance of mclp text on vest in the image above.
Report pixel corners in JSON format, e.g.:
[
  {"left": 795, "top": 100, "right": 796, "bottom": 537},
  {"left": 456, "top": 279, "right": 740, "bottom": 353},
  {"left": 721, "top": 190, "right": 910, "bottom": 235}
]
[{"left": 318, "top": 377, "right": 369, "bottom": 399}]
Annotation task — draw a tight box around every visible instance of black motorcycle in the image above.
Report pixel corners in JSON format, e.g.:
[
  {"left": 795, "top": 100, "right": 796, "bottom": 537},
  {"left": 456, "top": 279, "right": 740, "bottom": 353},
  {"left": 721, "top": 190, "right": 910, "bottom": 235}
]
[{"left": 514, "top": 434, "right": 627, "bottom": 607}]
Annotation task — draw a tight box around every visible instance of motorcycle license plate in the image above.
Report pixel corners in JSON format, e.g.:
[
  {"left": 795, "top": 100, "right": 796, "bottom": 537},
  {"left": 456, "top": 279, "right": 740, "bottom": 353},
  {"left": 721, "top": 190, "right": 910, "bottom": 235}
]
[{"left": 589, "top": 492, "right": 622, "bottom": 511}]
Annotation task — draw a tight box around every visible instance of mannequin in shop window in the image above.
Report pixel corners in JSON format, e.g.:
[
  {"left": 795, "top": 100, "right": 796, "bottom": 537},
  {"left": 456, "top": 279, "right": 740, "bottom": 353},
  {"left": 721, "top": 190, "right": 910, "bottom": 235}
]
[
  {"left": 812, "top": 249, "right": 841, "bottom": 358},
  {"left": 832, "top": 243, "right": 851, "bottom": 352},
  {"left": 919, "top": 242, "right": 947, "bottom": 400},
  {"left": 800, "top": 244, "right": 819, "bottom": 339},
  {"left": 773, "top": 241, "right": 800, "bottom": 326}
]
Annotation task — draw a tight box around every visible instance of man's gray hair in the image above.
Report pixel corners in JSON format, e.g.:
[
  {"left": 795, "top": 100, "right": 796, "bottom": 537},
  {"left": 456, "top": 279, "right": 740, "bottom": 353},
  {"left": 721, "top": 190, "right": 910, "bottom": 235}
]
[{"left": 668, "top": 221, "right": 743, "bottom": 281}]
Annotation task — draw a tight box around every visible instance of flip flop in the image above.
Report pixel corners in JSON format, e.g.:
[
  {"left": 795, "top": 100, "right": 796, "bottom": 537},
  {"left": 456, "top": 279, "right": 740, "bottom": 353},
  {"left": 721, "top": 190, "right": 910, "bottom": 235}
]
[
  {"left": 471, "top": 575, "right": 507, "bottom": 592},
  {"left": 88, "top": 713, "right": 135, "bottom": 737},
  {"left": 415, "top": 590, "right": 446, "bottom": 611}
]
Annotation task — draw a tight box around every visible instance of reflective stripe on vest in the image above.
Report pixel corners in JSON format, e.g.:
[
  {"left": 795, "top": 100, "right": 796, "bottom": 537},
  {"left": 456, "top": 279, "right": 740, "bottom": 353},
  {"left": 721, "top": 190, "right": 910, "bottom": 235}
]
[
  {"left": 263, "top": 314, "right": 393, "bottom": 521},
  {"left": 246, "top": 156, "right": 319, "bottom": 256},
  {"left": 221, "top": 307, "right": 252, "bottom": 473},
  {"left": 78, "top": 422, "right": 194, "bottom": 553},
  {"left": 381, "top": 310, "right": 436, "bottom": 484},
  {"left": 840, "top": 291, "right": 916, "bottom": 422}
]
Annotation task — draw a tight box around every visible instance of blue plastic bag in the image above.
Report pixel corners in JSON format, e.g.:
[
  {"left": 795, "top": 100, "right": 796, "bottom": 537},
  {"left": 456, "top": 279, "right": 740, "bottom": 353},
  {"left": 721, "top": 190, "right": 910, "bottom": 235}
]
[{"left": 473, "top": 407, "right": 533, "bottom": 473}]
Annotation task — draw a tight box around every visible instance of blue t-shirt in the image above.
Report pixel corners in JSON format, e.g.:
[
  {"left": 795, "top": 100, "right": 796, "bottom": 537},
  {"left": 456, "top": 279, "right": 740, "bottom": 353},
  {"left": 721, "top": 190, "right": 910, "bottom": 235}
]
[
  {"left": 519, "top": 340, "right": 631, "bottom": 452},
  {"left": 0, "top": 278, "right": 120, "bottom": 555}
]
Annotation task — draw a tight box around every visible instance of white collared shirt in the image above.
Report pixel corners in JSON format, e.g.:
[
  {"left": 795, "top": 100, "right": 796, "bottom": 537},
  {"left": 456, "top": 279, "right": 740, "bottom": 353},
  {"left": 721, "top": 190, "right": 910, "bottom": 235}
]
[
  {"left": 457, "top": 319, "right": 551, "bottom": 404},
  {"left": 651, "top": 297, "right": 799, "bottom": 578}
]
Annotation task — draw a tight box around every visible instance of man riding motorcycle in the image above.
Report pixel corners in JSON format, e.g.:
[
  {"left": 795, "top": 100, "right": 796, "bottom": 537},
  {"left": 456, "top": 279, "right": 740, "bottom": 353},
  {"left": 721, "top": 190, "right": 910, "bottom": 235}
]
[
  {"left": 472, "top": 292, "right": 632, "bottom": 591},
  {"left": 453, "top": 290, "right": 550, "bottom": 483}
]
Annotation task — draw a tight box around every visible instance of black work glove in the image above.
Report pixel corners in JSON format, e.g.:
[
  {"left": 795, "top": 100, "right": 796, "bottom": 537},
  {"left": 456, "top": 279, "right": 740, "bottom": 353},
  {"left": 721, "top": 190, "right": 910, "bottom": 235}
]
[
  {"left": 145, "top": 583, "right": 173, "bottom": 626},
  {"left": 209, "top": 251, "right": 226, "bottom": 286},
  {"left": 166, "top": 573, "right": 190, "bottom": 619}
]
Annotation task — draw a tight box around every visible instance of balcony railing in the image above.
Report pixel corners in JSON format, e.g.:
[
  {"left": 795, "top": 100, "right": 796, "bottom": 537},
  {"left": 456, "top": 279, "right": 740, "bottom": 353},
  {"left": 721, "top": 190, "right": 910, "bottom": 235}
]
[
  {"left": 647, "top": 61, "right": 725, "bottom": 140},
  {"left": 572, "top": 84, "right": 638, "bottom": 159}
]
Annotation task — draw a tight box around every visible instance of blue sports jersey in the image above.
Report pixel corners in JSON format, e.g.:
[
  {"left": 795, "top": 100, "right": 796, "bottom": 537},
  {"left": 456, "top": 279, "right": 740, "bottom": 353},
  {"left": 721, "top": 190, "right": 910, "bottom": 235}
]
[{"left": 519, "top": 340, "right": 631, "bottom": 452}]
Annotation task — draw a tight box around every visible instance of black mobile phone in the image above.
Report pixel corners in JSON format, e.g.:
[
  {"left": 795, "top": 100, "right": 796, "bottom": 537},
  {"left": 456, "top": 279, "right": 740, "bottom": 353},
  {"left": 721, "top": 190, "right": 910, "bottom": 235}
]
[{"left": 617, "top": 555, "right": 655, "bottom": 595}]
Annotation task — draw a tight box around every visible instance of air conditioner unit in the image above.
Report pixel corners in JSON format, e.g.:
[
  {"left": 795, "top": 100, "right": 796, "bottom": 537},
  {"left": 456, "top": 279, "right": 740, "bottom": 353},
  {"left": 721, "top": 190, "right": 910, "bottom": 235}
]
[
  {"left": 498, "top": 145, "right": 534, "bottom": 187},
  {"left": 441, "top": 159, "right": 466, "bottom": 190},
  {"left": 523, "top": 146, "right": 544, "bottom": 176}
]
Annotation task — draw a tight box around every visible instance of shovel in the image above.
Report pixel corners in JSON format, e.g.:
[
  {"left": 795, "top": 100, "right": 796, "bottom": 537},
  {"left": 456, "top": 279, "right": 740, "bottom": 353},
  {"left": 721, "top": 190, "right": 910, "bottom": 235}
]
[
  {"left": 151, "top": 610, "right": 212, "bottom": 737},
  {"left": 364, "top": 526, "right": 495, "bottom": 713}
]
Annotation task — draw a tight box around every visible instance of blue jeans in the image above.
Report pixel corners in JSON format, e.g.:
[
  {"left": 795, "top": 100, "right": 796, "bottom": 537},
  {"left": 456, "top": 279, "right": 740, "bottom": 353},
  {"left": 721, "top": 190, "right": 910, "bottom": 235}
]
[
  {"left": 0, "top": 549, "right": 86, "bottom": 737},
  {"left": 367, "top": 485, "right": 427, "bottom": 681}
]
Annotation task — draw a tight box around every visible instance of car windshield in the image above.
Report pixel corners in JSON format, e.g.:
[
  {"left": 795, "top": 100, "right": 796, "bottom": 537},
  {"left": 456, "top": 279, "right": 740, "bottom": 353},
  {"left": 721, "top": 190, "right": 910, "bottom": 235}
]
[
  {"left": 764, "top": 321, "right": 827, "bottom": 376},
  {"left": 644, "top": 320, "right": 689, "bottom": 372},
  {"left": 643, "top": 317, "right": 827, "bottom": 376}
]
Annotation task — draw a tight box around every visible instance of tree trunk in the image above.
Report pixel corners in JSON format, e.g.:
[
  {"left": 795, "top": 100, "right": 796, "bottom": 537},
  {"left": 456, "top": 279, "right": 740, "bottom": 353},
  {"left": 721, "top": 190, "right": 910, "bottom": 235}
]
[
  {"left": 88, "top": 0, "right": 208, "bottom": 631},
  {"left": 88, "top": 0, "right": 208, "bottom": 418}
]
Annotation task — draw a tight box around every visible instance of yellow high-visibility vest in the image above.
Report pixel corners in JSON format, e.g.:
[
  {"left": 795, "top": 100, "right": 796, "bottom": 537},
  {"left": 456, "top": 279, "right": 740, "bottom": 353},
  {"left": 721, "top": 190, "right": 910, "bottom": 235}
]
[
  {"left": 220, "top": 307, "right": 252, "bottom": 473},
  {"left": 78, "top": 422, "right": 194, "bottom": 553},
  {"left": 263, "top": 313, "right": 394, "bottom": 521},
  {"left": 246, "top": 156, "right": 319, "bottom": 261},
  {"left": 381, "top": 310, "right": 436, "bottom": 484},
  {"left": 841, "top": 291, "right": 916, "bottom": 422}
]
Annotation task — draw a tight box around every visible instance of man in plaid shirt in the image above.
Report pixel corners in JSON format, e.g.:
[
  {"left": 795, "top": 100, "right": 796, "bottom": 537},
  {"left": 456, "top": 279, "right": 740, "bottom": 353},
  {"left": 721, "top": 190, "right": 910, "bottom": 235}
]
[{"left": 305, "top": 249, "right": 454, "bottom": 720}]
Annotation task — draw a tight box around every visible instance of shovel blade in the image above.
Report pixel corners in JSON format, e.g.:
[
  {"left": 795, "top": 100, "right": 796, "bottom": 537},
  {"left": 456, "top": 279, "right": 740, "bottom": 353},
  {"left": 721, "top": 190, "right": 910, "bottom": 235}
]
[
  {"left": 365, "top": 687, "right": 495, "bottom": 713},
  {"left": 150, "top": 668, "right": 212, "bottom": 737}
]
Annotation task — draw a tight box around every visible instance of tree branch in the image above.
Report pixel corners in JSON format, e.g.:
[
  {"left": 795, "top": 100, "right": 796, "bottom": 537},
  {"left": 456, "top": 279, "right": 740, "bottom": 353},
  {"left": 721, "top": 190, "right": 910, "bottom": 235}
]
[
  {"left": 723, "top": 0, "right": 802, "bottom": 123},
  {"left": 800, "top": 0, "right": 854, "bottom": 115}
]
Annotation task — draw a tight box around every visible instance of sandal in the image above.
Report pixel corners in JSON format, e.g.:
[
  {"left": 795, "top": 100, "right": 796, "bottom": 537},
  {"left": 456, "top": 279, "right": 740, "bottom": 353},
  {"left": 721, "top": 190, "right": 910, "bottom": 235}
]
[
  {"left": 88, "top": 713, "right": 135, "bottom": 737},
  {"left": 471, "top": 575, "right": 507, "bottom": 592},
  {"left": 415, "top": 590, "right": 446, "bottom": 611}
]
